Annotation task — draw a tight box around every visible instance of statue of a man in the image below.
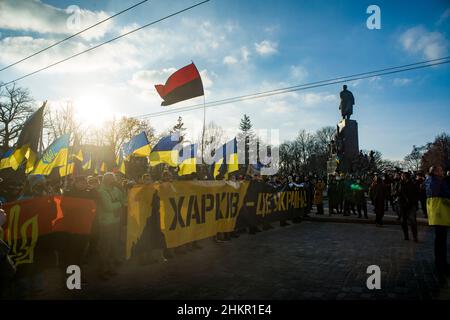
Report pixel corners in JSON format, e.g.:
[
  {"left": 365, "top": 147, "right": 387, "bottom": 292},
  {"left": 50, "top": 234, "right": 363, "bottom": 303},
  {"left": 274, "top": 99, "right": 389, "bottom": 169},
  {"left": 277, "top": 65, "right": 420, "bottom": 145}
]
[{"left": 339, "top": 85, "right": 355, "bottom": 120}]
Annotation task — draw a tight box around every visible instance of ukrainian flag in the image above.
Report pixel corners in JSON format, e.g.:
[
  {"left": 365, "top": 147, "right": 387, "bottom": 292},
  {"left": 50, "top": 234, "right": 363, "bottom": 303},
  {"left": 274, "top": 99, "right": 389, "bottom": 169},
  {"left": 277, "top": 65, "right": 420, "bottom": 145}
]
[
  {"left": 82, "top": 152, "right": 92, "bottom": 170},
  {"left": 73, "top": 149, "right": 83, "bottom": 162},
  {"left": 212, "top": 138, "right": 239, "bottom": 179},
  {"left": 123, "top": 132, "right": 151, "bottom": 159},
  {"left": 178, "top": 144, "right": 197, "bottom": 176},
  {"left": 59, "top": 158, "right": 74, "bottom": 177},
  {"left": 100, "top": 161, "right": 107, "bottom": 173},
  {"left": 149, "top": 134, "right": 180, "bottom": 167},
  {"left": 59, "top": 149, "right": 83, "bottom": 177},
  {"left": 33, "top": 134, "right": 70, "bottom": 176},
  {"left": 94, "top": 161, "right": 107, "bottom": 174},
  {"left": 0, "top": 148, "right": 15, "bottom": 170},
  {"left": 24, "top": 147, "right": 38, "bottom": 174},
  {"left": 116, "top": 150, "right": 126, "bottom": 175}
]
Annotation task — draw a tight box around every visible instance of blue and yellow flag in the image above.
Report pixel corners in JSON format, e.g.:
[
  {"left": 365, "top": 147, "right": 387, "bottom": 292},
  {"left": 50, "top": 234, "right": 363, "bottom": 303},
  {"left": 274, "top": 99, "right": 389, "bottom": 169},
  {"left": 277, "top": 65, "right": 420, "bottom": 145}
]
[
  {"left": 24, "top": 147, "right": 38, "bottom": 174},
  {"left": 116, "top": 150, "right": 126, "bottom": 175},
  {"left": 59, "top": 149, "right": 83, "bottom": 177},
  {"left": 0, "top": 147, "right": 29, "bottom": 171},
  {"left": 82, "top": 152, "right": 92, "bottom": 171},
  {"left": 178, "top": 144, "right": 197, "bottom": 176},
  {"left": 0, "top": 148, "right": 15, "bottom": 170},
  {"left": 94, "top": 160, "right": 107, "bottom": 174},
  {"left": 123, "top": 132, "right": 151, "bottom": 159},
  {"left": 149, "top": 134, "right": 180, "bottom": 167},
  {"left": 213, "top": 138, "right": 238, "bottom": 179},
  {"left": 33, "top": 134, "right": 70, "bottom": 176},
  {"left": 59, "top": 158, "right": 74, "bottom": 177}
]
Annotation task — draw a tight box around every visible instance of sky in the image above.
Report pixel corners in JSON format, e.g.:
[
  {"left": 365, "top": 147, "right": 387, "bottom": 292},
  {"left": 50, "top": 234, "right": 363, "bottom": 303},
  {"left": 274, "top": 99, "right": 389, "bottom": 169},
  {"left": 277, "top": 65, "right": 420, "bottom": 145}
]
[{"left": 0, "top": 0, "right": 449, "bottom": 160}]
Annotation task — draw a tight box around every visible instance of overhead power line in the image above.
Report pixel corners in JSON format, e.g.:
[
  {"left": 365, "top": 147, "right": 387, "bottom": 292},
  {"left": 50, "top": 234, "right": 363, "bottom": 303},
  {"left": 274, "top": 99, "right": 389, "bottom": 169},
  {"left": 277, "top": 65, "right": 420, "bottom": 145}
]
[
  {"left": 0, "top": 0, "right": 211, "bottom": 88},
  {"left": 133, "top": 57, "right": 450, "bottom": 119},
  {"left": 0, "top": 0, "right": 150, "bottom": 72}
]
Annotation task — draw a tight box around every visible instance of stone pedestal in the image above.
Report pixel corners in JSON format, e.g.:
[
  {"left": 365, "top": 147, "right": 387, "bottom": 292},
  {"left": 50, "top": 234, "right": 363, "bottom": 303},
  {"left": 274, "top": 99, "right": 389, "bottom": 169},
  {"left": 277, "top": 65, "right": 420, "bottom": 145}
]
[
  {"left": 338, "top": 119, "right": 359, "bottom": 161},
  {"left": 327, "top": 119, "right": 359, "bottom": 175}
]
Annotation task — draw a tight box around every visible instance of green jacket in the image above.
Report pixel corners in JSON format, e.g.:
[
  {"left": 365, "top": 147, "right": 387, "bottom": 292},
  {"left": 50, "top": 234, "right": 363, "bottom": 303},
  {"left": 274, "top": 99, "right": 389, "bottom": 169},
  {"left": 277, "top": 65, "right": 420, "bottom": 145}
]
[{"left": 97, "top": 184, "right": 126, "bottom": 225}]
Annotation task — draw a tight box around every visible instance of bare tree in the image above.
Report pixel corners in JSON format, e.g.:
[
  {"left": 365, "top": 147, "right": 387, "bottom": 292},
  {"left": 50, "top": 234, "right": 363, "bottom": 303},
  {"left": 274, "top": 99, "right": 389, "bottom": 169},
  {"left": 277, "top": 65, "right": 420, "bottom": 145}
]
[
  {"left": 102, "top": 116, "right": 156, "bottom": 156},
  {"left": 404, "top": 145, "right": 425, "bottom": 172},
  {"left": 44, "top": 101, "right": 83, "bottom": 146},
  {"left": 0, "top": 84, "right": 34, "bottom": 151},
  {"left": 197, "top": 121, "right": 227, "bottom": 159},
  {"left": 421, "top": 133, "right": 450, "bottom": 172}
]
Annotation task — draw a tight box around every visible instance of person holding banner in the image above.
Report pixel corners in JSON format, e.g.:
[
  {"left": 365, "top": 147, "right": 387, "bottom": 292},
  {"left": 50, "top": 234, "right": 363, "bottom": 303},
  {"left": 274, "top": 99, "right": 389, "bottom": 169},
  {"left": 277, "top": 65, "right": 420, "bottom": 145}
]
[{"left": 96, "top": 172, "right": 126, "bottom": 280}]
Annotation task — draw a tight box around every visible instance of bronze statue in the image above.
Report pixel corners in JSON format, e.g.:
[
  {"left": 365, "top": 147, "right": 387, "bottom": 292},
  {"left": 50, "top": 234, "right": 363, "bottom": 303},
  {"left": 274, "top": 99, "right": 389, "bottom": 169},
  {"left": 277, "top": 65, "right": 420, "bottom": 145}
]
[{"left": 339, "top": 85, "right": 355, "bottom": 120}]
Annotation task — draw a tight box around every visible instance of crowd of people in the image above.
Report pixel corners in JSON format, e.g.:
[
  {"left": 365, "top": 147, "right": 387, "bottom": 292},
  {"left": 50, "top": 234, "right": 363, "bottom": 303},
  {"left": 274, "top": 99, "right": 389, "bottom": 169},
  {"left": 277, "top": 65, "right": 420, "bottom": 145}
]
[{"left": 0, "top": 164, "right": 449, "bottom": 296}]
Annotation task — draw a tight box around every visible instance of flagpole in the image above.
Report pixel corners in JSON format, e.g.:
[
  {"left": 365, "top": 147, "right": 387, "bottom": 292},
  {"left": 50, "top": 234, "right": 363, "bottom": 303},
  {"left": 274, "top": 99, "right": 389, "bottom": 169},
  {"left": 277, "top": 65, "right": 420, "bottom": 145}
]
[
  {"left": 39, "top": 101, "right": 47, "bottom": 155},
  {"left": 64, "top": 132, "right": 73, "bottom": 189}
]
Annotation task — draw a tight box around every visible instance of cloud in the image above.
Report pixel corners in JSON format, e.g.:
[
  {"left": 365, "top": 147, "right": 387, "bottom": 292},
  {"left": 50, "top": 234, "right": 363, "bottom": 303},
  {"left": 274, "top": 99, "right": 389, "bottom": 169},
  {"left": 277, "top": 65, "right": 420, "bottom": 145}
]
[
  {"left": 299, "top": 92, "right": 337, "bottom": 107},
  {"left": 0, "top": 35, "right": 141, "bottom": 73},
  {"left": 199, "top": 69, "right": 213, "bottom": 89},
  {"left": 290, "top": 65, "right": 308, "bottom": 81},
  {"left": 393, "top": 78, "right": 412, "bottom": 86},
  {"left": 129, "top": 68, "right": 177, "bottom": 90},
  {"left": 241, "top": 46, "right": 250, "bottom": 62},
  {"left": 399, "top": 26, "right": 448, "bottom": 59},
  {"left": 255, "top": 40, "right": 278, "bottom": 56},
  {"left": 264, "top": 99, "right": 294, "bottom": 114},
  {"left": 437, "top": 8, "right": 450, "bottom": 25},
  {"left": 223, "top": 55, "right": 238, "bottom": 65},
  {"left": 0, "top": 0, "right": 111, "bottom": 40}
]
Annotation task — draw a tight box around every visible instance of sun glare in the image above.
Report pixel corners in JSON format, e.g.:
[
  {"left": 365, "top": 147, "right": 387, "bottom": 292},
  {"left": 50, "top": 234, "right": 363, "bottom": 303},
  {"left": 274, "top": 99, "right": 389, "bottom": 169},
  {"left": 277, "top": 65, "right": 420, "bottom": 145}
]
[{"left": 74, "top": 95, "right": 114, "bottom": 129}]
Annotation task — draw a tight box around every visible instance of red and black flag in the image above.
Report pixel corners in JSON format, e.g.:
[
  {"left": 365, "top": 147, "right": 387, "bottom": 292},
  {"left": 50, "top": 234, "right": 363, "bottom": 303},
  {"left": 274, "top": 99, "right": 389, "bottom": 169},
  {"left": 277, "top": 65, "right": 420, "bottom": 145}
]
[{"left": 155, "top": 63, "right": 204, "bottom": 106}]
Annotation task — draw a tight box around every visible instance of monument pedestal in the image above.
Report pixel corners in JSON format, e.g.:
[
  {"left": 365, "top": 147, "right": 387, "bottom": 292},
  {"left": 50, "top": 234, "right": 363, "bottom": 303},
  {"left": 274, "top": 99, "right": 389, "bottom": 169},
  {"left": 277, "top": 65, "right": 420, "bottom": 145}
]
[
  {"left": 338, "top": 119, "right": 359, "bottom": 159},
  {"left": 328, "top": 119, "right": 359, "bottom": 175}
]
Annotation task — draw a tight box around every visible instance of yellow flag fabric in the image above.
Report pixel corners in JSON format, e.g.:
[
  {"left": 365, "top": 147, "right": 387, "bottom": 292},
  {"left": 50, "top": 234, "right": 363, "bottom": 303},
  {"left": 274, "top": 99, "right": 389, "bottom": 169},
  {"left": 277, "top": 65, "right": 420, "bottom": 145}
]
[
  {"left": 24, "top": 148, "right": 37, "bottom": 174},
  {"left": 178, "top": 157, "right": 196, "bottom": 176},
  {"left": 0, "top": 146, "right": 28, "bottom": 171},
  {"left": 427, "top": 197, "right": 450, "bottom": 227},
  {"left": 33, "top": 134, "right": 69, "bottom": 176},
  {"left": 59, "top": 162, "right": 74, "bottom": 177},
  {"left": 228, "top": 152, "right": 239, "bottom": 174},
  {"left": 73, "top": 149, "right": 83, "bottom": 162}
]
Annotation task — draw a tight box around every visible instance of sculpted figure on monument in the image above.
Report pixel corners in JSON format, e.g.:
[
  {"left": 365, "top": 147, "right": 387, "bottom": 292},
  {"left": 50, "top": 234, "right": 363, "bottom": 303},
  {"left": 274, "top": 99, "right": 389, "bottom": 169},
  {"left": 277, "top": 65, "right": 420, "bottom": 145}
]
[{"left": 339, "top": 85, "right": 355, "bottom": 120}]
